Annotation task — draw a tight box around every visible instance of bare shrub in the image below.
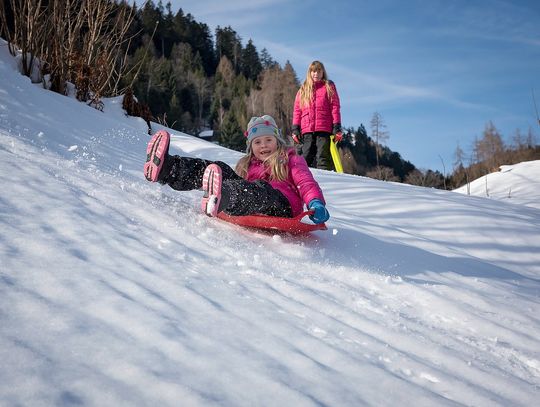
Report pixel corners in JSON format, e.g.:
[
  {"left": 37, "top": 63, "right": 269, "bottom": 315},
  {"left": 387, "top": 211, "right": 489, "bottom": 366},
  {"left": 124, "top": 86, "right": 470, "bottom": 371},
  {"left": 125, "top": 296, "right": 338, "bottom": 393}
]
[
  {"left": 122, "top": 87, "right": 153, "bottom": 133},
  {"left": 2, "top": 0, "right": 137, "bottom": 106}
]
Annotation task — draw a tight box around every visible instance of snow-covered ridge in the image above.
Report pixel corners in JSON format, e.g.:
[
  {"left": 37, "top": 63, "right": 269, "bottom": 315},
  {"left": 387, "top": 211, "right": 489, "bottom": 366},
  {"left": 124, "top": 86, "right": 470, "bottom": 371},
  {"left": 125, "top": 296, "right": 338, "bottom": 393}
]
[
  {"left": 454, "top": 160, "right": 540, "bottom": 210},
  {"left": 1, "top": 40, "right": 539, "bottom": 406}
]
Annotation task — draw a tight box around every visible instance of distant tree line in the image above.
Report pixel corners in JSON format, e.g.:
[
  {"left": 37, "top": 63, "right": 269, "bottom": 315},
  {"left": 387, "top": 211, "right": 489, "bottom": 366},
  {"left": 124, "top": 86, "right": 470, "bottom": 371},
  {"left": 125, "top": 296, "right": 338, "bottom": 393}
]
[
  {"left": 339, "top": 115, "right": 540, "bottom": 190},
  {"left": 1, "top": 0, "right": 538, "bottom": 186},
  {"left": 450, "top": 122, "right": 539, "bottom": 191}
]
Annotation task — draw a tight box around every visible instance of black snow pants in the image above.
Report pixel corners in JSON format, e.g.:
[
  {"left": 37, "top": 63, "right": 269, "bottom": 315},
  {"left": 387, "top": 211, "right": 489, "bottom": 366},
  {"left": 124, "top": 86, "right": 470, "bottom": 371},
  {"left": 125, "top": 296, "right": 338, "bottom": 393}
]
[
  {"left": 296, "top": 132, "right": 334, "bottom": 171},
  {"left": 158, "top": 155, "right": 293, "bottom": 217}
]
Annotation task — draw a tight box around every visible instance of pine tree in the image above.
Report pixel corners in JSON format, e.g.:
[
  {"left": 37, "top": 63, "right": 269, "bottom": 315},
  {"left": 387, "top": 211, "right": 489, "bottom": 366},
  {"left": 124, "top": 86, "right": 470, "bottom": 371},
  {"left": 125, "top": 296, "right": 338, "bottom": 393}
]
[
  {"left": 241, "top": 39, "right": 262, "bottom": 81},
  {"left": 215, "top": 26, "right": 242, "bottom": 73},
  {"left": 260, "top": 48, "right": 278, "bottom": 69},
  {"left": 219, "top": 112, "right": 244, "bottom": 151},
  {"left": 172, "top": 9, "right": 215, "bottom": 75}
]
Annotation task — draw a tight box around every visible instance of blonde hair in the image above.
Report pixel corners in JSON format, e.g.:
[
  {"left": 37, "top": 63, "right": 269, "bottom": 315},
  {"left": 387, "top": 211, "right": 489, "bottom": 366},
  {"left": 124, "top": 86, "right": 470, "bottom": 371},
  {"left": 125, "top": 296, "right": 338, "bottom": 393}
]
[
  {"left": 235, "top": 143, "right": 290, "bottom": 182},
  {"left": 298, "top": 60, "right": 335, "bottom": 108}
]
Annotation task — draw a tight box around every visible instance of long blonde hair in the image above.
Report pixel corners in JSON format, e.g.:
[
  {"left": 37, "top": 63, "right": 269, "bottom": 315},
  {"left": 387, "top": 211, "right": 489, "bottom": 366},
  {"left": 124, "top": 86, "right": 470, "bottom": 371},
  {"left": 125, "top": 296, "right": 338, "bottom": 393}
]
[
  {"left": 298, "top": 60, "right": 335, "bottom": 108},
  {"left": 235, "top": 143, "right": 290, "bottom": 182}
]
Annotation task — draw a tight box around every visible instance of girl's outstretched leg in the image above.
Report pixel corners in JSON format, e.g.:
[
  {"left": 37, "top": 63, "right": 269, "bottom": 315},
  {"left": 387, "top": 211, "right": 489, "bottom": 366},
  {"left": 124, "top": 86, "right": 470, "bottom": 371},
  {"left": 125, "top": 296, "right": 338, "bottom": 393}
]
[
  {"left": 160, "top": 156, "right": 240, "bottom": 191},
  {"left": 143, "top": 129, "right": 239, "bottom": 191}
]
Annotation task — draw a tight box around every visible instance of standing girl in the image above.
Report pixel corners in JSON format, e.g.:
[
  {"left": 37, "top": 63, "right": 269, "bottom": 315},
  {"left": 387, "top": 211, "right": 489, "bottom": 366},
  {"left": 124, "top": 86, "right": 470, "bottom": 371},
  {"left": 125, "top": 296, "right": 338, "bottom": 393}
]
[
  {"left": 144, "top": 115, "right": 330, "bottom": 224},
  {"left": 292, "top": 60, "right": 342, "bottom": 170}
]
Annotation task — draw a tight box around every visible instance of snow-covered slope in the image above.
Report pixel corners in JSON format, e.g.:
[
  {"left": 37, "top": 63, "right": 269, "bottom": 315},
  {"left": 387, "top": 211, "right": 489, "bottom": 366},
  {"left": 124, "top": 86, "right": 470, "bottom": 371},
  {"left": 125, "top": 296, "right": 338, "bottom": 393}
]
[
  {"left": 454, "top": 160, "right": 540, "bottom": 210},
  {"left": 1, "top": 42, "right": 539, "bottom": 406}
]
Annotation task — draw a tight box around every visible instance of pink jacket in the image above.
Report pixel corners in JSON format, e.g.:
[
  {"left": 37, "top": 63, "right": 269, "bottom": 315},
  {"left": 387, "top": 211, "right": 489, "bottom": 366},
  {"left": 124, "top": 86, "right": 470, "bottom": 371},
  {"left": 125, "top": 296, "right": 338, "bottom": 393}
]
[
  {"left": 292, "top": 80, "right": 341, "bottom": 134},
  {"left": 245, "top": 149, "right": 326, "bottom": 216}
]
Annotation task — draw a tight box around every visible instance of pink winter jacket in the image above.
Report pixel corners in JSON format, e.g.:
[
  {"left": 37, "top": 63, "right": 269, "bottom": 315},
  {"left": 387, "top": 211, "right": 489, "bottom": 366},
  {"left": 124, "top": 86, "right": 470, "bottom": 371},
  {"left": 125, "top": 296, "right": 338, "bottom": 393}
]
[
  {"left": 292, "top": 80, "right": 341, "bottom": 134},
  {"left": 245, "top": 149, "right": 326, "bottom": 216}
]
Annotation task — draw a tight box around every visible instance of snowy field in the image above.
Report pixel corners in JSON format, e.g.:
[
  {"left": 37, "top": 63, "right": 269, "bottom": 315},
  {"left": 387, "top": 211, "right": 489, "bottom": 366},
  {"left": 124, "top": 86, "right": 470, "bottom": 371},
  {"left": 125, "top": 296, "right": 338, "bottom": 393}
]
[
  {"left": 454, "top": 160, "right": 540, "bottom": 210},
  {"left": 1, "top": 41, "right": 539, "bottom": 406}
]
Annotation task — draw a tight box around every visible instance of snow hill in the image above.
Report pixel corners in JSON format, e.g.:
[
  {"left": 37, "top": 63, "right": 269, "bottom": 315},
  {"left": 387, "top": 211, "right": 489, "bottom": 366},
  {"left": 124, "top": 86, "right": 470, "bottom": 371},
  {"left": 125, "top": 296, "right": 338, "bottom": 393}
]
[
  {"left": 454, "top": 160, "right": 540, "bottom": 210},
  {"left": 1, "top": 41, "right": 539, "bottom": 406}
]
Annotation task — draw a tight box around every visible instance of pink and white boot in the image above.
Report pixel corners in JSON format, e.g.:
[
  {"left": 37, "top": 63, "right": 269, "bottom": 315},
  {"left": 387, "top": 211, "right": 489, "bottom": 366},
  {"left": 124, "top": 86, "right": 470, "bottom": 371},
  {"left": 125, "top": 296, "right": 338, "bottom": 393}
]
[
  {"left": 144, "top": 130, "right": 170, "bottom": 182},
  {"left": 201, "top": 164, "right": 223, "bottom": 217}
]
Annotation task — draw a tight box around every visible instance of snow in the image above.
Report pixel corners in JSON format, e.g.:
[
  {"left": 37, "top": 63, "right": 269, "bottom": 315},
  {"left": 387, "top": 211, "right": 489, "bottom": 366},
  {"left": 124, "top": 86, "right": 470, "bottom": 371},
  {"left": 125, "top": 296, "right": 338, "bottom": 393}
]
[
  {"left": 198, "top": 129, "right": 214, "bottom": 139},
  {"left": 1, "top": 40, "right": 539, "bottom": 406},
  {"left": 454, "top": 161, "right": 540, "bottom": 210}
]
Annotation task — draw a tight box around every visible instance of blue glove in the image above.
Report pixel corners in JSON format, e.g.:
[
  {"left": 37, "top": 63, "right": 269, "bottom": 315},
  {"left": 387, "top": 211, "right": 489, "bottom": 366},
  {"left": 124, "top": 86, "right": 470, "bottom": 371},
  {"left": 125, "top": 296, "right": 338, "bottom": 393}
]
[{"left": 308, "top": 199, "right": 330, "bottom": 224}]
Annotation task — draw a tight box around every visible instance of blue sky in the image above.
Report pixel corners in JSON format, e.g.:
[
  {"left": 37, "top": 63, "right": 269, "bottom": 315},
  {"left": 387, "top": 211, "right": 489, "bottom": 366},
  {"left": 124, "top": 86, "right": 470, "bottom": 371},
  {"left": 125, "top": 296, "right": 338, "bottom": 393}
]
[{"left": 157, "top": 0, "right": 539, "bottom": 172}]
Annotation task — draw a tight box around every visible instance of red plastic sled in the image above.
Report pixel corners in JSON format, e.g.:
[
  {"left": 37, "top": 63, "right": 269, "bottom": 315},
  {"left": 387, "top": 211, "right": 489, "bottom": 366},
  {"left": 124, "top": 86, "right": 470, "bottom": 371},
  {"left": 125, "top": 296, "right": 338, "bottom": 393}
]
[{"left": 216, "top": 210, "right": 327, "bottom": 234}]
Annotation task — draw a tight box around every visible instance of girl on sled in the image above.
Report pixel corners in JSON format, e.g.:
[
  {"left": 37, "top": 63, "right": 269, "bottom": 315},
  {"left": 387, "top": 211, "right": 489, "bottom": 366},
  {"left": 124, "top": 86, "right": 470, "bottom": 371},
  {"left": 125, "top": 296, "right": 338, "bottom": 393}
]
[{"left": 143, "top": 115, "right": 330, "bottom": 225}]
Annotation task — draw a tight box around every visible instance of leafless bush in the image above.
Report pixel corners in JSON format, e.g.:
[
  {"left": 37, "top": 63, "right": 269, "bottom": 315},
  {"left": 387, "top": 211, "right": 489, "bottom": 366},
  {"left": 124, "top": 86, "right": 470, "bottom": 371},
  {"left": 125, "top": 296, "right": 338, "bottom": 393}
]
[
  {"left": 0, "top": 0, "right": 47, "bottom": 79},
  {"left": 367, "top": 166, "right": 399, "bottom": 182},
  {"left": 1, "top": 0, "right": 137, "bottom": 105},
  {"left": 123, "top": 87, "right": 153, "bottom": 133},
  {"left": 405, "top": 168, "right": 445, "bottom": 188}
]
